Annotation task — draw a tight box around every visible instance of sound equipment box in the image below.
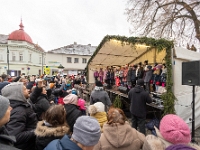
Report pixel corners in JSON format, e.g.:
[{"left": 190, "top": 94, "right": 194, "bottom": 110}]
[
  {"left": 118, "top": 86, "right": 128, "bottom": 94},
  {"left": 182, "top": 61, "right": 200, "bottom": 86},
  {"left": 103, "top": 83, "right": 112, "bottom": 89}
]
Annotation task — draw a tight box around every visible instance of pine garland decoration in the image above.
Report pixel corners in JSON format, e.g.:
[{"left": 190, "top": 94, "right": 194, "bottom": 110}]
[{"left": 113, "top": 95, "right": 122, "bottom": 108}]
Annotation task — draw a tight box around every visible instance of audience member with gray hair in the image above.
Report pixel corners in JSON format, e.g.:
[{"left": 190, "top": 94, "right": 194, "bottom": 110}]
[{"left": 0, "top": 95, "right": 19, "bottom": 150}]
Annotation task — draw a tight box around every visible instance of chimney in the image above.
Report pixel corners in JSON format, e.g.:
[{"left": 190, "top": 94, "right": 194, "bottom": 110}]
[
  {"left": 74, "top": 42, "right": 77, "bottom": 45},
  {"left": 88, "top": 44, "right": 91, "bottom": 46}
]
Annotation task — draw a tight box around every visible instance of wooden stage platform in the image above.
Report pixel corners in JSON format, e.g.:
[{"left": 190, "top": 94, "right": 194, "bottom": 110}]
[{"left": 74, "top": 84, "right": 164, "bottom": 119}]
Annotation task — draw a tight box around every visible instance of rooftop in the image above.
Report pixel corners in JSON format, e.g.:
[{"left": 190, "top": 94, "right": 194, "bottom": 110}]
[{"left": 47, "top": 42, "right": 96, "bottom": 55}]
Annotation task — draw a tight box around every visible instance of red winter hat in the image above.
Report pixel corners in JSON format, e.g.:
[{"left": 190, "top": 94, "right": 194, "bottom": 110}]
[{"left": 159, "top": 114, "right": 191, "bottom": 144}]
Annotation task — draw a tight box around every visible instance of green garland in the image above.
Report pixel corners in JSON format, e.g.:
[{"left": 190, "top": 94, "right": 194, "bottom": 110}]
[
  {"left": 86, "top": 35, "right": 175, "bottom": 115},
  {"left": 113, "top": 95, "right": 122, "bottom": 108}
]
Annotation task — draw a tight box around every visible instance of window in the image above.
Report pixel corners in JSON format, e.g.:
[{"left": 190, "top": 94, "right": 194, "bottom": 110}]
[
  {"left": 67, "top": 57, "right": 72, "bottom": 63},
  {"left": 39, "top": 57, "right": 42, "bottom": 64},
  {"left": 12, "top": 52, "right": 16, "bottom": 61},
  {"left": 19, "top": 52, "right": 23, "bottom": 61},
  {"left": 74, "top": 58, "right": 79, "bottom": 63},
  {"left": 29, "top": 54, "right": 32, "bottom": 62},
  {"left": 82, "top": 58, "right": 87, "bottom": 63}
]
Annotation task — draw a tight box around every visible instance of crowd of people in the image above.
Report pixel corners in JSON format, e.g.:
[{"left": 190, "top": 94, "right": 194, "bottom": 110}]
[
  {"left": 0, "top": 72, "right": 200, "bottom": 150},
  {"left": 94, "top": 60, "right": 167, "bottom": 94}
]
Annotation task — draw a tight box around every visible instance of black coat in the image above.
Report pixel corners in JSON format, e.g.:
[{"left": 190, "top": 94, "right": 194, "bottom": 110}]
[
  {"left": 64, "top": 104, "right": 82, "bottom": 133},
  {"left": 0, "top": 126, "right": 20, "bottom": 150},
  {"left": 128, "top": 86, "right": 152, "bottom": 118},
  {"left": 6, "top": 100, "right": 38, "bottom": 150},
  {"left": 34, "top": 95, "right": 51, "bottom": 120},
  {"left": 131, "top": 69, "right": 136, "bottom": 82},
  {"left": 30, "top": 87, "right": 51, "bottom": 120}
]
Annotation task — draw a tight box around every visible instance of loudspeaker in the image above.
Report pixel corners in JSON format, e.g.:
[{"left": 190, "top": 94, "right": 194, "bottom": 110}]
[
  {"left": 182, "top": 61, "right": 200, "bottom": 86},
  {"left": 118, "top": 86, "right": 128, "bottom": 94}
]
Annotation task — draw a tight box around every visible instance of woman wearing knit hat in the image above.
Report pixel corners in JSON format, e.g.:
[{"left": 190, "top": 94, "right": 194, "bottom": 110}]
[
  {"left": 88, "top": 102, "right": 107, "bottom": 132},
  {"left": 142, "top": 114, "right": 200, "bottom": 150},
  {"left": 90, "top": 80, "right": 112, "bottom": 112},
  {"left": 35, "top": 105, "right": 70, "bottom": 150},
  {"left": 44, "top": 116, "right": 101, "bottom": 150},
  {"left": 0, "top": 95, "right": 19, "bottom": 150},
  {"left": 94, "top": 108, "right": 145, "bottom": 150},
  {"left": 63, "top": 94, "right": 82, "bottom": 133}
]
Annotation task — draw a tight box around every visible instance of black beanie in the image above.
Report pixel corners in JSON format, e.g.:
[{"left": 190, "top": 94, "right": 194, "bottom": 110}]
[
  {"left": 95, "top": 81, "right": 103, "bottom": 87},
  {"left": 137, "top": 79, "right": 144, "bottom": 86}
]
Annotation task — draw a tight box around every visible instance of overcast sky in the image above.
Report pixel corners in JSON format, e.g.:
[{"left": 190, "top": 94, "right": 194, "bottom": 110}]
[{"left": 1, "top": 0, "right": 131, "bottom": 51}]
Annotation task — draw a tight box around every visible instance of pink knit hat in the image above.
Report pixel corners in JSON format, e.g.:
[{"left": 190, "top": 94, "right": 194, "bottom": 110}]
[
  {"left": 77, "top": 98, "right": 86, "bottom": 110},
  {"left": 63, "top": 94, "right": 78, "bottom": 105},
  {"left": 160, "top": 114, "right": 191, "bottom": 144}
]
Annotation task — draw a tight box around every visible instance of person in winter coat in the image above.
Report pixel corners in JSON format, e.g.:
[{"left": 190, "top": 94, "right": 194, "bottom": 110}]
[
  {"left": 94, "top": 108, "right": 145, "bottom": 150},
  {"left": 142, "top": 114, "right": 200, "bottom": 150},
  {"left": 144, "top": 65, "right": 153, "bottom": 93},
  {"left": 136, "top": 62, "right": 144, "bottom": 80},
  {"left": 77, "top": 98, "right": 86, "bottom": 115},
  {"left": 44, "top": 116, "right": 101, "bottom": 150},
  {"left": 0, "top": 95, "right": 20, "bottom": 150},
  {"left": 1, "top": 82, "right": 38, "bottom": 150},
  {"left": 30, "top": 80, "right": 51, "bottom": 120},
  {"left": 128, "top": 79, "right": 152, "bottom": 135},
  {"left": 90, "top": 81, "right": 112, "bottom": 112},
  {"left": 35, "top": 105, "right": 70, "bottom": 150},
  {"left": 88, "top": 102, "right": 107, "bottom": 132},
  {"left": 63, "top": 94, "right": 82, "bottom": 133},
  {"left": 152, "top": 64, "right": 162, "bottom": 92},
  {"left": 131, "top": 65, "right": 137, "bottom": 87},
  {"left": 0, "top": 74, "right": 10, "bottom": 95},
  {"left": 127, "top": 65, "right": 133, "bottom": 89}
]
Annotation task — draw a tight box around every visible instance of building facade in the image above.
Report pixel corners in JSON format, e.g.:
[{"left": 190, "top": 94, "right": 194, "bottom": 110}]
[
  {"left": 46, "top": 42, "right": 96, "bottom": 75},
  {"left": 0, "top": 21, "right": 96, "bottom": 77},
  {"left": 0, "top": 21, "right": 45, "bottom": 76}
]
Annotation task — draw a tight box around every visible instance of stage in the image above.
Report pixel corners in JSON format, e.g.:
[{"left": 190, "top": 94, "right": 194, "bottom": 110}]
[{"left": 75, "top": 84, "right": 164, "bottom": 119}]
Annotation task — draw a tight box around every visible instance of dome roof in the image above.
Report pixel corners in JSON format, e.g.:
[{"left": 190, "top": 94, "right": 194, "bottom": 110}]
[{"left": 8, "top": 20, "right": 33, "bottom": 43}]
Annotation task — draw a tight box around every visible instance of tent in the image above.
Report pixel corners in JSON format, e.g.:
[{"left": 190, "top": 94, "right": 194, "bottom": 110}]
[{"left": 86, "top": 35, "right": 200, "bottom": 129}]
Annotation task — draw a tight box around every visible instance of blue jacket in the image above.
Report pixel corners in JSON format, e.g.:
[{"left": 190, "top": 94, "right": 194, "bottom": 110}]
[
  {"left": 44, "top": 135, "right": 81, "bottom": 150},
  {"left": 0, "top": 81, "right": 10, "bottom": 95}
]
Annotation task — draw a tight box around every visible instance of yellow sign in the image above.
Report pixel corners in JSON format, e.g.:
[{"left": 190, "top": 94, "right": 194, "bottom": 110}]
[{"left": 44, "top": 67, "right": 51, "bottom": 75}]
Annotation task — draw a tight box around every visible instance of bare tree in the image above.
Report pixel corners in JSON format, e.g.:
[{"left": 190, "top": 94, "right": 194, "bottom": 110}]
[{"left": 125, "top": 0, "right": 200, "bottom": 48}]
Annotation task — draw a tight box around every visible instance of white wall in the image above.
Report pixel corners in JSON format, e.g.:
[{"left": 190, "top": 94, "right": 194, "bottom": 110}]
[{"left": 45, "top": 52, "right": 91, "bottom": 75}]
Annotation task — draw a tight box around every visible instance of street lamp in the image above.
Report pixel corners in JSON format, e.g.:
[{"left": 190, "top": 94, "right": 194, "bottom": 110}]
[
  {"left": 7, "top": 45, "right": 9, "bottom": 75},
  {"left": 42, "top": 52, "right": 44, "bottom": 75},
  {"left": 58, "top": 64, "right": 64, "bottom": 75}
]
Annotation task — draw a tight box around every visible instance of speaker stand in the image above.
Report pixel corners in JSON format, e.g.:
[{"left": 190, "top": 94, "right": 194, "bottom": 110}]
[{"left": 191, "top": 85, "right": 196, "bottom": 143}]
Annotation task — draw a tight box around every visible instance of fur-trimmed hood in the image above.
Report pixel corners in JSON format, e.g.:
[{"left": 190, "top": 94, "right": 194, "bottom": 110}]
[{"left": 35, "top": 121, "right": 69, "bottom": 137}]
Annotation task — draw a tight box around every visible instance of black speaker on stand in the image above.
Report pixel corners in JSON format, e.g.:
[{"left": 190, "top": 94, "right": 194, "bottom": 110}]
[{"left": 182, "top": 60, "right": 200, "bottom": 143}]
